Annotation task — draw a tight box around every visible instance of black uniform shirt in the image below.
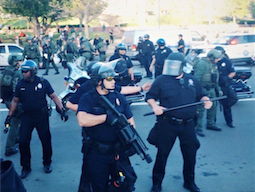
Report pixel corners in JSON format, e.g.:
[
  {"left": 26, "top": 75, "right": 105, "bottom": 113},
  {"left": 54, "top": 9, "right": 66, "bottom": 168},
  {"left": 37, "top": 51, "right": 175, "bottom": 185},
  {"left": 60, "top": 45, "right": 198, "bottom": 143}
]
[
  {"left": 69, "top": 80, "right": 122, "bottom": 105},
  {"left": 154, "top": 47, "right": 172, "bottom": 66},
  {"left": 15, "top": 76, "right": 54, "bottom": 112},
  {"left": 109, "top": 53, "right": 133, "bottom": 69},
  {"left": 78, "top": 90, "right": 133, "bottom": 144},
  {"left": 178, "top": 39, "right": 185, "bottom": 53},
  {"left": 146, "top": 73, "right": 206, "bottom": 119},
  {"left": 142, "top": 39, "right": 154, "bottom": 55},
  {"left": 217, "top": 57, "right": 235, "bottom": 85}
]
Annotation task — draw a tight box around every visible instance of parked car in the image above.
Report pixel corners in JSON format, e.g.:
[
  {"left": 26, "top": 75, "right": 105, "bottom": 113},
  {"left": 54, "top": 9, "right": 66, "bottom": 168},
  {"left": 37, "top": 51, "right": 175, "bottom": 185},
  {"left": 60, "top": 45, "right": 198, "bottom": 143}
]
[
  {"left": 0, "top": 43, "right": 23, "bottom": 69},
  {"left": 121, "top": 28, "right": 207, "bottom": 59},
  {"left": 0, "top": 43, "right": 61, "bottom": 69},
  {"left": 193, "top": 33, "right": 255, "bottom": 64}
]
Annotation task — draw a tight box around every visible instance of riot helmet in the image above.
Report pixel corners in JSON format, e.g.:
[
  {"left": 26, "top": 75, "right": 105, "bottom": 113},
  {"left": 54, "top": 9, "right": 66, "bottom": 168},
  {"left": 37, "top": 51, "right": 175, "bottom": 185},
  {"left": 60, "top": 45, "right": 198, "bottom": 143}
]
[
  {"left": 98, "top": 37, "right": 104, "bottom": 42},
  {"left": 214, "top": 46, "right": 225, "bottom": 54},
  {"left": 207, "top": 49, "right": 221, "bottom": 62},
  {"left": 21, "top": 60, "right": 38, "bottom": 81},
  {"left": 162, "top": 52, "right": 185, "bottom": 77},
  {"left": 90, "top": 63, "right": 118, "bottom": 88},
  {"left": 107, "top": 58, "right": 128, "bottom": 76},
  {"left": 144, "top": 34, "right": 150, "bottom": 39},
  {"left": 117, "top": 43, "right": 127, "bottom": 51},
  {"left": 157, "top": 38, "right": 165, "bottom": 47},
  {"left": 87, "top": 61, "right": 102, "bottom": 76},
  {"left": 26, "top": 36, "right": 33, "bottom": 41},
  {"left": 80, "top": 36, "right": 87, "bottom": 42},
  {"left": 8, "top": 54, "right": 24, "bottom": 67}
]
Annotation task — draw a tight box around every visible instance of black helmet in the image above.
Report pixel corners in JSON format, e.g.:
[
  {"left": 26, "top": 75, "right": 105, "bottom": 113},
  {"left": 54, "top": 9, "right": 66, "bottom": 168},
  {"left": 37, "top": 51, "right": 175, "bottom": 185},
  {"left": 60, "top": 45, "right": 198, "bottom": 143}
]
[
  {"left": 107, "top": 58, "right": 128, "bottom": 75},
  {"left": 117, "top": 43, "right": 127, "bottom": 50},
  {"left": 21, "top": 60, "right": 38, "bottom": 79},
  {"left": 144, "top": 34, "right": 150, "bottom": 38},
  {"left": 87, "top": 61, "right": 102, "bottom": 76},
  {"left": 90, "top": 63, "right": 117, "bottom": 86},
  {"left": 8, "top": 54, "right": 24, "bottom": 66},
  {"left": 157, "top": 38, "right": 165, "bottom": 46},
  {"left": 207, "top": 49, "right": 221, "bottom": 61},
  {"left": 214, "top": 46, "right": 225, "bottom": 54}
]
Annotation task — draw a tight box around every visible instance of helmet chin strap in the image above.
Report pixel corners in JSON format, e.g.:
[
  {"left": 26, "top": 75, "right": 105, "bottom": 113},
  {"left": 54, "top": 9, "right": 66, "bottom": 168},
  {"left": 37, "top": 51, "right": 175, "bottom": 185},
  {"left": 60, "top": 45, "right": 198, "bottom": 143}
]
[{"left": 101, "top": 80, "right": 114, "bottom": 92}]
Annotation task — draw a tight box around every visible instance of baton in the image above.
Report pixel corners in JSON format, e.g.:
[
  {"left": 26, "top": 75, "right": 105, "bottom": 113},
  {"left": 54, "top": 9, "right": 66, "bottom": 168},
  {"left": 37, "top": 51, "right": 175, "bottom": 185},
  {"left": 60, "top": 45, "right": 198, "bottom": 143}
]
[{"left": 144, "top": 95, "right": 227, "bottom": 116}]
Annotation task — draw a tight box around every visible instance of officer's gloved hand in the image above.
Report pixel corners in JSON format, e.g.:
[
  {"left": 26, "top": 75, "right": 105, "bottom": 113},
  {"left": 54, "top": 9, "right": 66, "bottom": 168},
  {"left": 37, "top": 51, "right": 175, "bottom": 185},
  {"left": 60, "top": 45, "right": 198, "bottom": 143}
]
[
  {"left": 60, "top": 108, "right": 68, "bottom": 122},
  {"left": 106, "top": 110, "right": 118, "bottom": 125},
  {"left": 218, "top": 90, "right": 223, "bottom": 97},
  {"left": 4, "top": 115, "right": 12, "bottom": 134}
]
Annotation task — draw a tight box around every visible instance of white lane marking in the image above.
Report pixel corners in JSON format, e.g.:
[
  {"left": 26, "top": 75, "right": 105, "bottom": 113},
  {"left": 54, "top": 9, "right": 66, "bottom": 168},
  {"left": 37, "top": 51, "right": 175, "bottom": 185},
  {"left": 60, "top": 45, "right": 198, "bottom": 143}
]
[{"left": 0, "top": 98, "right": 254, "bottom": 112}]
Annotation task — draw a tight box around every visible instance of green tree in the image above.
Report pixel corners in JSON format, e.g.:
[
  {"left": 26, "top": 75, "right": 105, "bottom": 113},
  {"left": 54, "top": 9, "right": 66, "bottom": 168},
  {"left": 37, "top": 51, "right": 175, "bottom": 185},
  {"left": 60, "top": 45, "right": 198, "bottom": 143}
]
[
  {"left": 0, "top": 0, "right": 66, "bottom": 35},
  {"left": 249, "top": 0, "right": 255, "bottom": 19},
  {"left": 65, "top": 0, "right": 107, "bottom": 37},
  {"left": 225, "top": 0, "right": 250, "bottom": 23}
]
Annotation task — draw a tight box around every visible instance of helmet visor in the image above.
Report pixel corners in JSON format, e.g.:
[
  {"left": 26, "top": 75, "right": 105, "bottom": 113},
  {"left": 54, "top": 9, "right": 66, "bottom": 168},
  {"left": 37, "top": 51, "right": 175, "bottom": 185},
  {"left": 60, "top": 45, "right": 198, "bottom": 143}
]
[{"left": 162, "top": 60, "right": 183, "bottom": 76}]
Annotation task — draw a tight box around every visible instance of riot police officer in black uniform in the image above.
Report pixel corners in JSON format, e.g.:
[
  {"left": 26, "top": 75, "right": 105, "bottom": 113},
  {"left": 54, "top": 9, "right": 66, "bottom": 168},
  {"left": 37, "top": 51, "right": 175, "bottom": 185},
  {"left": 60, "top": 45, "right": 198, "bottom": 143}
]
[
  {"left": 141, "top": 34, "right": 155, "bottom": 78},
  {"left": 146, "top": 53, "right": 212, "bottom": 192},
  {"left": 215, "top": 46, "right": 236, "bottom": 128},
  {"left": 109, "top": 43, "right": 134, "bottom": 81},
  {"left": 77, "top": 64, "right": 136, "bottom": 192},
  {"left": 5, "top": 60, "right": 68, "bottom": 179},
  {"left": 149, "top": 38, "right": 172, "bottom": 78}
]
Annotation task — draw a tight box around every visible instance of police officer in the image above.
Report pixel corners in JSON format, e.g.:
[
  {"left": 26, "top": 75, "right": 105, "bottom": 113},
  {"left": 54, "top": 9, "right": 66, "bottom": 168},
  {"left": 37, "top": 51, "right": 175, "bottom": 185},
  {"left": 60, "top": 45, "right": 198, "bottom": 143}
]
[
  {"left": 136, "top": 36, "right": 144, "bottom": 67},
  {"left": 5, "top": 60, "right": 68, "bottom": 179},
  {"left": 64, "top": 36, "right": 78, "bottom": 62},
  {"left": 193, "top": 49, "right": 223, "bottom": 137},
  {"left": 146, "top": 52, "right": 212, "bottom": 192},
  {"left": 66, "top": 60, "right": 151, "bottom": 112},
  {"left": 1, "top": 54, "right": 23, "bottom": 156},
  {"left": 149, "top": 38, "right": 172, "bottom": 78},
  {"left": 109, "top": 43, "right": 134, "bottom": 81},
  {"left": 79, "top": 36, "right": 95, "bottom": 64},
  {"left": 95, "top": 37, "right": 107, "bottom": 62},
  {"left": 43, "top": 36, "right": 59, "bottom": 75},
  {"left": 23, "top": 36, "right": 42, "bottom": 66},
  {"left": 177, "top": 34, "right": 185, "bottom": 53},
  {"left": 141, "top": 34, "right": 155, "bottom": 78},
  {"left": 77, "top": 64, "right": 136, "bottom": 192},
  {"left": 215, "top": 46, "right": 236, "bottom": 128}
]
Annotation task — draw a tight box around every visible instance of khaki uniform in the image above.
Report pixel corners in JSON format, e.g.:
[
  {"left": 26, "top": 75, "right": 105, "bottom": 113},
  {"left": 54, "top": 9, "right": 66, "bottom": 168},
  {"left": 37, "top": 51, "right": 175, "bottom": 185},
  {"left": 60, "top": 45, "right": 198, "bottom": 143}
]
[
  {"left": 23, "top": 43, "right": 42, "bottom": 65},
  {"left": 193, "top": 58, "right": 221, "bottom": 130}
]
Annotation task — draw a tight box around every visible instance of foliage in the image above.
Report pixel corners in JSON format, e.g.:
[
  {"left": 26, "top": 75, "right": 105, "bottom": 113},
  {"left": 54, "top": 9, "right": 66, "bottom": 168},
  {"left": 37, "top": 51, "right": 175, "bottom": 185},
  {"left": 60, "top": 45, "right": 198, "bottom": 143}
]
[{"left": 249, "top": 0, "right": 255, "bottom": 19}]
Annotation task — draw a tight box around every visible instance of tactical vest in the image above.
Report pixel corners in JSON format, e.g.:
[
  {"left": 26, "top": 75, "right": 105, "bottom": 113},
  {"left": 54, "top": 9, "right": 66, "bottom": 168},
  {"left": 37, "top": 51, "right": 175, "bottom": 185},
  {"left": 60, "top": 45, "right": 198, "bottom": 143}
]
[
  {"left": 98, "top": 42, "right": 107, "bottom": 52},
  {"left": 0, "top": 67, "right": 21, "bottom": 101},
  {"left": 200, "top": 59, "right": 219, "bottom": 88},
  {"left": 26, "top": 44, "right": 37, "bottom": 59},
  {"left": 80, "top": 41, "right": 92, "bottom": 52}
]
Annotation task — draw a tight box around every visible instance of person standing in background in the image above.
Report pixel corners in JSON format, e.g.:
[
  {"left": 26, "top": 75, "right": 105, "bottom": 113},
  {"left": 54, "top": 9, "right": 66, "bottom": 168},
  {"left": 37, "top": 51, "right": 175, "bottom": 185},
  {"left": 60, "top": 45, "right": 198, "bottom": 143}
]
[{"left": 177, "top": 34, "right": 185, "bottom": 54}]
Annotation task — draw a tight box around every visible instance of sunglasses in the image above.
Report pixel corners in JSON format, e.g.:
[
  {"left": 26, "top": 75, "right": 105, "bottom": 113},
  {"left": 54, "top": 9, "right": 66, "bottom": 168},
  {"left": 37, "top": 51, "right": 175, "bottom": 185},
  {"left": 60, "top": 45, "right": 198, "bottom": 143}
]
[
  {"left": 105, "top": 76, "right": 114, "bottom": 81},
  {"left": 21, "top": 70, "right": 30, "bottom": 73},
  {"left": 119, "top": 48, "right": 126, "bottom": 51}
]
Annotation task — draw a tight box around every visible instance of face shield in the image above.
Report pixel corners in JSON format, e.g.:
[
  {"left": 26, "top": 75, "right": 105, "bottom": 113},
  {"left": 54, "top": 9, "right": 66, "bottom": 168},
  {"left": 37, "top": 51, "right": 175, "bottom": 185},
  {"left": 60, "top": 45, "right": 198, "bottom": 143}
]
[{"left": 162, "top": 60, "right": 183, "bottom": 76}]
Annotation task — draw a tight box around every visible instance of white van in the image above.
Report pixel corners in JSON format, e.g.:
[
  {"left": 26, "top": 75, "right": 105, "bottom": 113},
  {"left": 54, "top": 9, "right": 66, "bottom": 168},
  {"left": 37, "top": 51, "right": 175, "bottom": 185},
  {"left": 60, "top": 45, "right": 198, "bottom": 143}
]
[
  {"left": 121, "top": 28, "right": 207, "bottom": 59},
  {"left": 193, "top": 33, "right": 255, "bottom": 64}
]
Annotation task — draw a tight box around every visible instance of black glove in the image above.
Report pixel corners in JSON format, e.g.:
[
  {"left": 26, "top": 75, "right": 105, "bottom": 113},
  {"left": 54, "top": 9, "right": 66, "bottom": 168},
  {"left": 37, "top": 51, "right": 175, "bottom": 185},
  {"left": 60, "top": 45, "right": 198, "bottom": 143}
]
[
  {"left": 106, "top": 110, "right": 118, "bottom": 125},
  {"left": 4, "top": 115, "right": 12, "bottom": 134},
  {"left": 60, "top": 108, "right": 68, "bottom": 122}
]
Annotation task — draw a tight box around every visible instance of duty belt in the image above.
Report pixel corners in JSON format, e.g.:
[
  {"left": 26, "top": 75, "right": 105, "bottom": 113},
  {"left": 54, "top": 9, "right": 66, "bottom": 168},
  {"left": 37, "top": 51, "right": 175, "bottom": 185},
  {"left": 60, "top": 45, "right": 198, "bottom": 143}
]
[
  {"left": 159, "top": 115, "right": 194, "bottom": 126},
  {"left": 90, "top": 140, "right": 120, "bottom": 155},
  {"left": 203, "top": 84, "right": 216, "bottom": 90}
]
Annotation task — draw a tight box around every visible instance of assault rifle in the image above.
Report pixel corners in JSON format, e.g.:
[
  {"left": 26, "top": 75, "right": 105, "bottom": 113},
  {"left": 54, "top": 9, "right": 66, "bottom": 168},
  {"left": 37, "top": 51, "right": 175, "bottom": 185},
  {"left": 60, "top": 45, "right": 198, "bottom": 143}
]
[
  {"left": 98, "top": 95, "right": 152, "bottom": 163},
  {"left": 144, "top": 96, "right": 227, "bottom": 116}
]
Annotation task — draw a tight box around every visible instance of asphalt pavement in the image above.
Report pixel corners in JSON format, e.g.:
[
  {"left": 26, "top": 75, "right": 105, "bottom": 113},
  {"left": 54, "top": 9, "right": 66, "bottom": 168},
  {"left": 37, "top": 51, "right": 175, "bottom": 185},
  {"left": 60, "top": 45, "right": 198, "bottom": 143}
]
[{"left": 0, "top": 61, "right": 255, "bottom": 192}]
